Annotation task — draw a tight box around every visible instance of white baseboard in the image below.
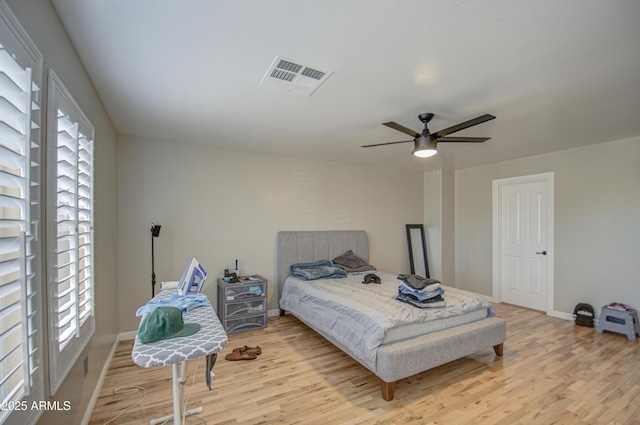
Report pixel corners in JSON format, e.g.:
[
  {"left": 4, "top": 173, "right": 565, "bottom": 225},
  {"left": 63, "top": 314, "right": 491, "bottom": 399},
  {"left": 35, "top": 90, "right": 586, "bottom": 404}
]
[
  {"left": 267, "top": 308, "right": 280, "bottom": 317},
  {"left": 494, "top": 301, "right": 573, "bottom": 322},
  {"left": 118, "top": 330, "right": 138, "bottom": 341},
  {"left": 548, "top": 310, "right": 573, "bottom": 321},
  {"left": 81, "top": 336, "right": 120, "bottom": 425}
]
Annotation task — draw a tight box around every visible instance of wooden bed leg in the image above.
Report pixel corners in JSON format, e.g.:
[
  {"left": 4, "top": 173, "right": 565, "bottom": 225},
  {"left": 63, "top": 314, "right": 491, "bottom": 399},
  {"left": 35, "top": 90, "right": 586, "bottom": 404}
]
[
  {"left": 279, "top": 308, "right": 285, "bottom": 317},
  {"left": 380, "top": 380, "right": 396, "bottom": 401},
  {"left": 493, "top": 343, "right": 504, "bottom": 356}
]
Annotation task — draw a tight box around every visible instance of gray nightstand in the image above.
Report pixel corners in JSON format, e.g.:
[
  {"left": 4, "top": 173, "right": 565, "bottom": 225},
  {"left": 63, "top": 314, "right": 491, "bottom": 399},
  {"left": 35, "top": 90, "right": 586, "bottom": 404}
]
[{"left": 216, "top": 275, "right": 267, "bottom": 334}]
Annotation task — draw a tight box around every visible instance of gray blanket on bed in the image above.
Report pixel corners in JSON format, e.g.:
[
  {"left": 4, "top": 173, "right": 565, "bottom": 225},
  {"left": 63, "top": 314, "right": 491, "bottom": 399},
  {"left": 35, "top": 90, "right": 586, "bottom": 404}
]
[
  {"left": 280, "top": 272, "right": 494, "bottom": 371},
  {"left": 290, "top": 260, "right": 347, "bottom": 280}
]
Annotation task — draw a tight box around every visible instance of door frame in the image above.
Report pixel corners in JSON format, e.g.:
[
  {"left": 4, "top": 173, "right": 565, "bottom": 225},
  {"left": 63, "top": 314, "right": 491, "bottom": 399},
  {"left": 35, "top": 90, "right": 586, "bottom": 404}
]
[{"left": 492, "top": 172, "right": 555, "bottom": 314}]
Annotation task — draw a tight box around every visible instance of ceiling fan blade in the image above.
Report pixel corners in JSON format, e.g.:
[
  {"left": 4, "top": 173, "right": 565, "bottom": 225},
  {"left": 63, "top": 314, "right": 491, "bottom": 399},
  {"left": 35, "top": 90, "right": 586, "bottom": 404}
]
[
  {"left": 437, "top": 136, "right": 490, "bottom": 143},
  {"left": 361, "top": 140, "right": 413, "bottom": 148},
  {"left": 433, "top": 114, "right": 496, "bottom": 138},
  {"left": 383, "top": 122, "right": 421, "bottom": 138}
]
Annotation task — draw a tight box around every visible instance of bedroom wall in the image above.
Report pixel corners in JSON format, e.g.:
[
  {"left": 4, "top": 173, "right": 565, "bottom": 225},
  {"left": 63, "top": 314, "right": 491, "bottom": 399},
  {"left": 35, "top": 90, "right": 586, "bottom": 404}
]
[
  {"left": 423, "top": 167, "right": 455, "bottom": 285},
  {"left": 423, "top": 171, "right": 442, "bottom": 278},
  {"left": 117, "top": 135, "right": 425, "bottom": 332},
  {"left": 6, "top": 1, "right": 120, "bottom": 424},
  {"left": 441, "top": 167, "right": 456, "bottom": 285},
  {"left": 453, "top": 136, "right": 640, "bottom": 316}
]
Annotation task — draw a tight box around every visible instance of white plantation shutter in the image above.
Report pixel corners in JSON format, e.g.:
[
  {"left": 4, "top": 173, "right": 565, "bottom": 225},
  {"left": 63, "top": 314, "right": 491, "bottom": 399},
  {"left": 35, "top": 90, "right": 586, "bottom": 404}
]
[
  {"left": 76, "top": 131, "right": 93, "bottom": 325},
  {"left": 46, "top": 70, "right": 94, "bottom": 395},
  {"left": 54, "top": 111, "right": 77, "bottom": 348},
  {"left": 0, "top": 2, "right": 44, "bottom": 424}
]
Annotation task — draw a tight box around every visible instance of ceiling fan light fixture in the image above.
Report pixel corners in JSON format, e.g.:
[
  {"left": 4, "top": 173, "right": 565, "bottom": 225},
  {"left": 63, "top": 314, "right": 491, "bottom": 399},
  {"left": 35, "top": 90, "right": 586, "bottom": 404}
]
[
  {"left": 412, "top": 136, "right": 437, "bottom": 158},
  {"left": 413, "top": 148, "right": 437, "bottom": 158}
]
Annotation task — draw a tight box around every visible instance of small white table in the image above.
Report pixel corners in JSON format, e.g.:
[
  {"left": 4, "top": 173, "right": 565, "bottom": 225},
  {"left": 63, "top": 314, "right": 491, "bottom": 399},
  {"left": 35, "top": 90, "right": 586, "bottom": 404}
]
[{"left": 132, "top": 290, "right": 227, "bottom": 424}]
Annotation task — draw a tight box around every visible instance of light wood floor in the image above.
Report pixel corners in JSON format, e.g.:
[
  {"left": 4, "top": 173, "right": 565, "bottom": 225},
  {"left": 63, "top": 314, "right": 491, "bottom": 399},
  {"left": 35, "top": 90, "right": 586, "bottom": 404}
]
[{"left": 89, "top": 304, "right": 640, "bottom": 424}]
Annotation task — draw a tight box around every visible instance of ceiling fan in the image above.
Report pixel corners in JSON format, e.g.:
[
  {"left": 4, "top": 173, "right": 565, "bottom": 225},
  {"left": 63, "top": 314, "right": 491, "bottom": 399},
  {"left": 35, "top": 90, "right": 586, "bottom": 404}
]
[{"left": 362, "top": 113, "right": 496, "bottom": 158}]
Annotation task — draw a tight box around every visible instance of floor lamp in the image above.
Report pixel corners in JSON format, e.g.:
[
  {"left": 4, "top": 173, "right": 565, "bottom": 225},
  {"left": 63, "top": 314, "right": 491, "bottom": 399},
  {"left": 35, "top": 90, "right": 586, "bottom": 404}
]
[{"left": 151, "top": 223, "right": 162, "bottom": 297}]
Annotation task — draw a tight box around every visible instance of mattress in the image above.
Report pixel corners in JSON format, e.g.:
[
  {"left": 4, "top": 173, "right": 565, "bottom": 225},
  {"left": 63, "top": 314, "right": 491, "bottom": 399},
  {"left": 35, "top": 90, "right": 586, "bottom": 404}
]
[
  {"left": 383, "top": 308, "right": 488, "bottom": 344},
  {"left": 279, "top": 271, "right": 494, "bottom": 370}
]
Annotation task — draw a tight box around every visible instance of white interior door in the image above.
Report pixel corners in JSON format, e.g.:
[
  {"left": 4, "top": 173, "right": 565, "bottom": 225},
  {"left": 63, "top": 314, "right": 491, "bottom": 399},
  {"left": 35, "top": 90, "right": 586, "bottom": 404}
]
[{"left": 500, "top": 180, "right": 549, "bottom": 311}]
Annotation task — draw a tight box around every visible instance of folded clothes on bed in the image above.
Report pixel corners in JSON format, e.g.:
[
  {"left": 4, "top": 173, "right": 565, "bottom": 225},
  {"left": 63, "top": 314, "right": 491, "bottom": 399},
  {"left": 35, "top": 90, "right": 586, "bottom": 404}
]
[
  {"left": 396, "top": 274, "right": 446, "bottom": 309},
  {"left": 397, "top": 291, "right": 444, "bottom": 303},
  {"left": 290, "top": 260, "right": 347, "bottom": 280},
  {"left": 395, "top": 293, "right": 446, "bottom": 308},
  {"left": 398, "top": 283, "right": 444, "bottom": 301},
  {"left": 397, "top": 274, "right": 442, "bottom": 290}
]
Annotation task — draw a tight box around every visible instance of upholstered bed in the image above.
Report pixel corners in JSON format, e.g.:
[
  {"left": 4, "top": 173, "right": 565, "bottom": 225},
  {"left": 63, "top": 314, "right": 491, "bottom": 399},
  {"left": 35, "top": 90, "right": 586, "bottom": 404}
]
[{"left": 277, "top": 230, "right": 506, "bottom": 401}]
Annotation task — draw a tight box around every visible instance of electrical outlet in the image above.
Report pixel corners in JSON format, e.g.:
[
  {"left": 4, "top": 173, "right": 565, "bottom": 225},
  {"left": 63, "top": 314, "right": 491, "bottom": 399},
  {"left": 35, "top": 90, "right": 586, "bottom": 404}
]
[{"left": 83, "top": 356, "right": 88, "bottom": 377}]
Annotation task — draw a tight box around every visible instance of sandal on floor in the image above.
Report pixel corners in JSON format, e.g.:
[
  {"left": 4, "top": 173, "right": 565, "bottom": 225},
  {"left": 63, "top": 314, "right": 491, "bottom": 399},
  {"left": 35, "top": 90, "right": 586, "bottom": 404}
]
[
  {"left": 233, "top": 345, "right": 262, "bottom": 355},
  {"left": 225, "top": 351, "right": 257, "bottom": 361}
]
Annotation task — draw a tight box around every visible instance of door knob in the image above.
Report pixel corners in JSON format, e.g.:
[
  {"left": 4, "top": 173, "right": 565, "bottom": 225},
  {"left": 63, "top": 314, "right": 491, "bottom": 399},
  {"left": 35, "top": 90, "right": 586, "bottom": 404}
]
[{"left": 536, "top": 250, "right": 547, "bottom": 255}]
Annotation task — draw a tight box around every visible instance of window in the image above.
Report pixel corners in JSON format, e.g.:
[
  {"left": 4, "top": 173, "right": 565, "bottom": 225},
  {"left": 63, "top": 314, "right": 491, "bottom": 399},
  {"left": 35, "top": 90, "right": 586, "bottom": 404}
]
[
  {"left": 0, "top": 1, "right": 45, "bottom": 424},
  {"left": 46, "top": 70, "right": 94, "bottom": 395}
]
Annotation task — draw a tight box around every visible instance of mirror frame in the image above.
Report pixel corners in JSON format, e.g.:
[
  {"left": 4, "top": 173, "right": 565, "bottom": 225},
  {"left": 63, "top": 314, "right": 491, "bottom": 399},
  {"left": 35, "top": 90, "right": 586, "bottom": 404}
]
[{"left": 406, "top": 224, "right": 430, "bottom": 278}]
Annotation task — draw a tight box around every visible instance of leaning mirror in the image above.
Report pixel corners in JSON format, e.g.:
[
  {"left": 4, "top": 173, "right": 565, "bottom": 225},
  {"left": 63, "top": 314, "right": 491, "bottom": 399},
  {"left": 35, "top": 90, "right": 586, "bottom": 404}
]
[{"left": 406, "top": 224, "right": 429, "bottom": 278}]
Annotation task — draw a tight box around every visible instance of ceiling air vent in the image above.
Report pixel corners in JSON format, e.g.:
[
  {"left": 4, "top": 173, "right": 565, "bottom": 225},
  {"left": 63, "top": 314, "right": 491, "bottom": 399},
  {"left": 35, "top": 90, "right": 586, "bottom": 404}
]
[{"left": 260, "top": 56, "right": 333, "bottom": 96}]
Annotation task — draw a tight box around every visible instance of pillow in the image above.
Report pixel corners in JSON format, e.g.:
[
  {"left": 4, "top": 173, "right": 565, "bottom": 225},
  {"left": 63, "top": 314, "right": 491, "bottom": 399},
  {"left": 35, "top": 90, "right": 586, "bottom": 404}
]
[
  {"left": 332, "top": 250, "right": 367, "bottom": 268},
  {"left": 332, "top": 250, "right": 376, "bottom": 273},
  {"left": 334, "top": 263, "right": 377, "bottom": 273}
]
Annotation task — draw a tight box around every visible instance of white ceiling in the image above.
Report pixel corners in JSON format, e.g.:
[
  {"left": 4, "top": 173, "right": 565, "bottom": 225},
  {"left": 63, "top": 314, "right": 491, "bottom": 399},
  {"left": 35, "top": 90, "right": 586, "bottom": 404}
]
[{"left": 51, "top": 0, "right": 640, "bottom": 172}]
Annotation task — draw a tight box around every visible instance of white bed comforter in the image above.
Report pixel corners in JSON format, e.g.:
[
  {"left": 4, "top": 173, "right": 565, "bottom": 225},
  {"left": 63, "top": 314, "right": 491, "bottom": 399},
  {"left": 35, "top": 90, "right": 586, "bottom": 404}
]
[{"left": 279, "top": 272, "right": 494, "bottom": 370}]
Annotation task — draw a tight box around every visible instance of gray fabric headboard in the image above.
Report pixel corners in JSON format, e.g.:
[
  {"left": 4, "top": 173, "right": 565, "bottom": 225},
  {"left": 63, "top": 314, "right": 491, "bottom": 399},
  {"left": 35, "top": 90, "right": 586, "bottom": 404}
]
[{"left": 276, "top": 230, "right": 369, "bottom": 300}]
